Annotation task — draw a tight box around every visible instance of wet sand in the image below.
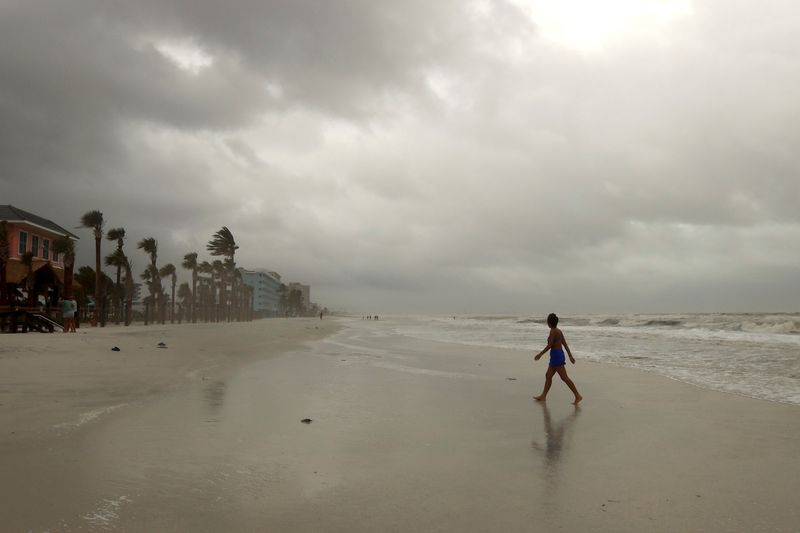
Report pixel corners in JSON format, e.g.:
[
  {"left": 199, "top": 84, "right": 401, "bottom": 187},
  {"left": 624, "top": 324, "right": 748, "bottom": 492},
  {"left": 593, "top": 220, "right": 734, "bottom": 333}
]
[{"left": 1, "top": 318, "right": 799, "bottom": 531}]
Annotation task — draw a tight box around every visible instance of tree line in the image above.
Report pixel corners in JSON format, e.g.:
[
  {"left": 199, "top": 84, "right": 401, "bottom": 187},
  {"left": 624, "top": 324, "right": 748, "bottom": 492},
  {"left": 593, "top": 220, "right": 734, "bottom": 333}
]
[{"left": 66, "top": 210, "right": 255, "bottom": 326}]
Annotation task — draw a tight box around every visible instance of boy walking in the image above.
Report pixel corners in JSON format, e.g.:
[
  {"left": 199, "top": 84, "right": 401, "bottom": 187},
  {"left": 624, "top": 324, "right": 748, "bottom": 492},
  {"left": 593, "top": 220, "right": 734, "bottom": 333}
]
[{"left": 533, "top": 313, "right": 582, "bottom": 404}]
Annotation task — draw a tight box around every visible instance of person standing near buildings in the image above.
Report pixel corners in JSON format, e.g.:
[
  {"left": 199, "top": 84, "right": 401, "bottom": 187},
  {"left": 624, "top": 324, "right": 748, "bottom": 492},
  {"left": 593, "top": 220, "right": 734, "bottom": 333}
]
[{"left": 61, "top": 295, "right": 77, "bottom": 333}]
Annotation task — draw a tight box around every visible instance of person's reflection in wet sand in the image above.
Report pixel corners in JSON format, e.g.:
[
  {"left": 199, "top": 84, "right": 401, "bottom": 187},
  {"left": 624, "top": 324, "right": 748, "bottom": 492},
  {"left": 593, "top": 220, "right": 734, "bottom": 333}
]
[
  {"left": 203, "top": 380, "right": 227, "bottom": 421},
  {"left": 531, "top": 402, "right": 581, "bottom": 483}
]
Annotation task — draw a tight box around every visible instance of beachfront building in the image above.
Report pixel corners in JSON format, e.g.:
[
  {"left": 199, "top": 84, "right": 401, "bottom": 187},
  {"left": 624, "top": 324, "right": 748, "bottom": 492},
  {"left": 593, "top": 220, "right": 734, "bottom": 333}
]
[
  {"left": 239, "top": 268, "right": 283, "bottom": 317},
  {"left": 0, "top": 205, "right": 79, "bottom": 307}
]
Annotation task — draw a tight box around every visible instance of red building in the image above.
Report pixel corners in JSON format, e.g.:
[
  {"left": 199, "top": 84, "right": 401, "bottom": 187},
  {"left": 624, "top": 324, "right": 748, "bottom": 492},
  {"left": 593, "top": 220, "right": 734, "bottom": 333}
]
[{"left": 0, "top": 205, "right": 79, "bottom": 306}]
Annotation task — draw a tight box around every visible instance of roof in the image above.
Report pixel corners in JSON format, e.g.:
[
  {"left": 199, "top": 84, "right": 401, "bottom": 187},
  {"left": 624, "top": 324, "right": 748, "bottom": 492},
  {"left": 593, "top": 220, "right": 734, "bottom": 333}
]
[
  {"left": 0, "top": 205, "right": 79, "bottom": 239},
  {"left": 4, "top": 259, "right": 80, "bottom": 288}
]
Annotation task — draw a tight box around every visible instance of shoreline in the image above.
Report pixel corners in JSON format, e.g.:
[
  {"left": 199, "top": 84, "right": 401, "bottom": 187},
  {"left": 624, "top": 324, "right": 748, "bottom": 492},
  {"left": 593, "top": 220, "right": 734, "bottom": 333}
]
[{"left": 370, "top": 314, "right": 800, "bottom": 407}]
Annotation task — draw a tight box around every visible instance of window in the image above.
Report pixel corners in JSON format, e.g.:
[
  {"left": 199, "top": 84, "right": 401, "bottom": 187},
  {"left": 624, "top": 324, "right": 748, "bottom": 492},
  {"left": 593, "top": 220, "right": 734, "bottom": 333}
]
[
  {"left": 31, "top": 235, "right": 39, "bottom": 257},
  {"left": 18, "top": 231, "right": 27, "bottom": 255},
  {"left": 42, "top": 239, "right": 50, "bottom": 260}
]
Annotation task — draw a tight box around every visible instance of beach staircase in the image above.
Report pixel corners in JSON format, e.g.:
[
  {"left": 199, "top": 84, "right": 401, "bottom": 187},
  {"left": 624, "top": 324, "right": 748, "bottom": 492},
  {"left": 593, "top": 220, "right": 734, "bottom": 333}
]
[{"left": 0, "top": 309, "right": 64, "bottom": 333}]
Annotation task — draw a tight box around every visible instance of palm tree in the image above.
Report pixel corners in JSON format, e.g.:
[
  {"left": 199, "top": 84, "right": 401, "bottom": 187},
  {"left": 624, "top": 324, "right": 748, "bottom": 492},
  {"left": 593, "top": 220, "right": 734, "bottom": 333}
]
[
  {"left": 80, "top": 210, "right": 104, "bottom": 326},
  {"left": 207, "top": 227, "right": 238, "bottom": 321},
  {"left": 287, "top": 288, "right": 304, "bottom": 317},
  {"left": 198, "top": 261, "right": 213, "bottom": 322},
  {"left": 224, "top": 258, "right": 239, "bottom": 320},
  {"left": 241, "top": 283, "right": 253, "bottom": 321},
  {"left": 123, "top": 256, "right": 134, "bottom": 326},
  {"left": 21, "top": 251, "right": 35, "bottom": 307},
  {"left": 196, "top": 276, "right": 209, "bottom": 322},
  {"left": 137, "top": 238, "right": 161, "bottom": 324},
  {"left": 75, "top": 266, "right": 97, "bottom": 299},
  {"left": 104, "top": 249, "right": 128, "bottom": 324},
  {"left": 177, "top": 282, "right": 192, "bottom": 323},
  {"left": 105, "top": 227, "right": 126, "bottom": 324},
  {"left": 159, "top": 263, "right": 177, "bottom": 323},
  {"left": 182, "top": 252, "right": 199, "bottom": 323},
  {"left": 52, "top": 236, "right": 76, "bottom": 301},
  {"left": 0, "top": 220, "right": 9, "bottom": 305},
  {"left": 211, "top": 260, "right": 224, "bottom": 322},
  {"left": 140, "top": 265, "right": 155, "bottom": 325},
  {"left": 137, "top": 237, "right": 158, "bottom": 268},
  {"left": 231, "top": 267, "right": 245, "bottom": 320}
]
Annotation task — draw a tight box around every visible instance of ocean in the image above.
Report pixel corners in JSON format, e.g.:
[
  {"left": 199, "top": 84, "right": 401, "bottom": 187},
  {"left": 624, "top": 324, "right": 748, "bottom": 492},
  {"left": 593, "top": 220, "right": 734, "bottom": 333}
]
[{"left": 376, "top": 313, "right": 800, "bottom": 405}]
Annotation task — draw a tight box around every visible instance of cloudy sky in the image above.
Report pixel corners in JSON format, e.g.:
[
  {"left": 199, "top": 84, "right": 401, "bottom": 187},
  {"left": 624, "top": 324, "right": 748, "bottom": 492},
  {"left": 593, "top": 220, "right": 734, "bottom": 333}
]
[{"left": 1, "top": 0, "right": 798, "bottom": 314}]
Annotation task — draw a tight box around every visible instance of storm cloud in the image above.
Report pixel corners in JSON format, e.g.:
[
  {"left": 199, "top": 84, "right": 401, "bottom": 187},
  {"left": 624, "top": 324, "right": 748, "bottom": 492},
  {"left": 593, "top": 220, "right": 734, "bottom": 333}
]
[{"left": 1, "top": 0, "right": 798, "bottom": 313}]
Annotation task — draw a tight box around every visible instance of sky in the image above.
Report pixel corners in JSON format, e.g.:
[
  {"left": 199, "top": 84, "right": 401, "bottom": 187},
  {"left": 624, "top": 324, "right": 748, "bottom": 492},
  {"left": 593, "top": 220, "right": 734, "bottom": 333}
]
[{"left": 1, "top": 0, "right": 799, "bottom": 315}]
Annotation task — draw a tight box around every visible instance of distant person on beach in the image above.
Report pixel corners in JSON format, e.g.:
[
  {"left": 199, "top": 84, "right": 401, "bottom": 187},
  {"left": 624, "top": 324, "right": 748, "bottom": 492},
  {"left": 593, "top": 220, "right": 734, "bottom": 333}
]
[
  {"left": 533, "top": 313, "right": 582, "bottom": 404},
  {"left": 61, "top": 296, "right": 77, "bottom": 333}
]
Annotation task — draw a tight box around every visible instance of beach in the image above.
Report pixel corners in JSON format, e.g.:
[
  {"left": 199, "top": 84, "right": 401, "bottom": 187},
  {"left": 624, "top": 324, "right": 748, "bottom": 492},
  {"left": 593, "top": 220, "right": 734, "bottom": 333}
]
[{"left": 1, "top": 318, "right": 798, "bottom": 532}]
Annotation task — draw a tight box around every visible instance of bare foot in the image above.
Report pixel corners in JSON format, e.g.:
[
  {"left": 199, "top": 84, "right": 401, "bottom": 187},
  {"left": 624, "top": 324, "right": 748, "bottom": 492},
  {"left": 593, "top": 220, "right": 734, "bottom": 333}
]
[
  {"left": 572, "top": 395, "right": 583, "bottom": 405},
  {"left": 533, "top": 395, "right": 546, "bottom": 401}
]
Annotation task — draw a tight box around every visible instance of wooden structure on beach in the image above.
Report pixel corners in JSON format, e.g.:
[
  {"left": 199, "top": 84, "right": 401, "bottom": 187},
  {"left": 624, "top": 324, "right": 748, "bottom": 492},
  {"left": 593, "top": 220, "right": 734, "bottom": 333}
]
[{"left": 0, "top": 309, "right": 63, "bottom": 333}]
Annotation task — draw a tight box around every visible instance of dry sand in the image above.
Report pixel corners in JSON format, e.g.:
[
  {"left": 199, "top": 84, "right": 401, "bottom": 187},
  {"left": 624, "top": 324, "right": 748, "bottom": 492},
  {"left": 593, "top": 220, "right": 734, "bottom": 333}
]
[{"left": 1, "top": 318, "right": 798, "bottom": 532}]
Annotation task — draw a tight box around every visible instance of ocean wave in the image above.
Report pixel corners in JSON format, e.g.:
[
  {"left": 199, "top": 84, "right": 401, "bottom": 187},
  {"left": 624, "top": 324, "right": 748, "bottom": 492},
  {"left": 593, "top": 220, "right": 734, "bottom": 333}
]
[
  {"left": 739, "top": 321, "right": 800, "bottom": 335},
  {"left": 54, "top": 404, "right": 127, "bottom": 430},
  {"left": 466, "top": 315, "right": 519, "bottom": 321},
  {"left": 642, "top": 319, "right": 684, "bottom": 327},
  {"left": 577, "top": 315, "right": 800, "bottom": 335}
]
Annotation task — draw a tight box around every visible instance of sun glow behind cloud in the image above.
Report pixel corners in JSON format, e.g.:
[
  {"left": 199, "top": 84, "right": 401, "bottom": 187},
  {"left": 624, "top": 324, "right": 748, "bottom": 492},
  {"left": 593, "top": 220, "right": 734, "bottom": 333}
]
[
  {"left": 153, "top": 39, "right": 214, "bottom": 75},
  {"left": 511, "top": 0, "right": 693, "bottom": 52}
]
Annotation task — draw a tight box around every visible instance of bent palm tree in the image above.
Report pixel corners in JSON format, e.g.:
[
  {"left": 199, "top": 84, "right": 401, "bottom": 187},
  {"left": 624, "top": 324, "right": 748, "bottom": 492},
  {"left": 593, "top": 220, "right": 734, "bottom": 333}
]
[
  {"left": 207, "top": 227, "right": 238, "bottom": 321},
  {"left": 159, "top": 263, "right": 177, "bottom": 323},
  {"left": 52, "top": 236, "right": 76, "bottom": 300},
  {"left": 182, "top": 252, "right": 199, "bottom": 323},
  {"left": 140, "top": 265, "right": 157, "bottom": 325},
  {"left": 80, "top": 210, "right": 104, "bottom": 326},
  {"left": 137, "top": 238, "right": 161, "bottom": 324},
  {"left": 106, "top": 227, "right": 126, "bottom": 324}
]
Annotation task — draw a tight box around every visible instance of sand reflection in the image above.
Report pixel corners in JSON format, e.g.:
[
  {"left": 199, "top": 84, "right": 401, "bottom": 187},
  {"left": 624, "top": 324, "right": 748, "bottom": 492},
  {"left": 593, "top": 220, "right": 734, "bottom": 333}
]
[
  {"left": 203, "top": 380, "right": 227, "bottom": 413},
  {"left": 531, "top": 403, "right": 581, "bottom": 478}
]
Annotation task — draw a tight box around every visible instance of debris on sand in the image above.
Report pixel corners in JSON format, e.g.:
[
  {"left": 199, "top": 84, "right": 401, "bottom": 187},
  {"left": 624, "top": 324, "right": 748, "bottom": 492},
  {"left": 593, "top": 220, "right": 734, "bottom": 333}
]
[
  {"left": 157, "top": 342, "right": 167, "bottom": 348},
  {"left": 301, "top": 418, "right": 313, "bottom": 424},
  {"left": 111, "top": 347, "right": 120, "bottom": 352}
]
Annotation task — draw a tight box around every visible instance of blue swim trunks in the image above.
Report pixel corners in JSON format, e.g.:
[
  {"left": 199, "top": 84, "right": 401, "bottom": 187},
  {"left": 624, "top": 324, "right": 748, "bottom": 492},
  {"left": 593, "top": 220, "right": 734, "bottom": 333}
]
[{"left": 549, "top": 347, "right": 566, "bottom": 367}]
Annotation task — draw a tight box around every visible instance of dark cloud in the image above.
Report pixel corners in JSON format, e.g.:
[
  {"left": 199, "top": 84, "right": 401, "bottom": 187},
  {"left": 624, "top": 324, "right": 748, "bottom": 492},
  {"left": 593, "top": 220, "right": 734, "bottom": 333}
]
[{"left": 1, "top": 0, "right": 799, "bottom": 313}]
